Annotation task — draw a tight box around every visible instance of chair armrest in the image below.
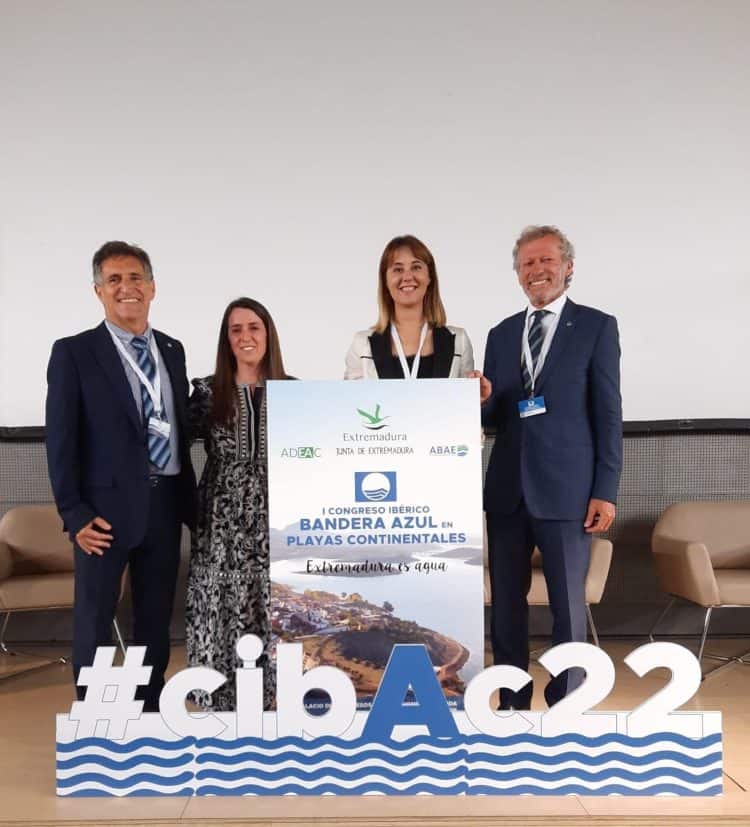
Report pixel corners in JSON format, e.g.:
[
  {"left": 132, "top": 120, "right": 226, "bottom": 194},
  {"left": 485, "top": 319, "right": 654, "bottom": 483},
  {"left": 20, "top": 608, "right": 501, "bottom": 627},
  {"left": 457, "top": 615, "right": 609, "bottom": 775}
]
[
  {"left": 585, "top": 538, "right": 613, "bottom": 604},
  {"left": 652, "top": 535, "right": 719, "bottom": 606},
  {"left": 0, "top": 540, "right": 12, "bottom": 582}
]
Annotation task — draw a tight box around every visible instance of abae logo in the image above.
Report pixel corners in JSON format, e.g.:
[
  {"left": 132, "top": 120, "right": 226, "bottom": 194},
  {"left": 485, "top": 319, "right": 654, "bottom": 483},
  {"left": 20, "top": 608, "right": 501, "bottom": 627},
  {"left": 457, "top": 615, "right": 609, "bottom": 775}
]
[{"left": 429, "top": 444, "right": 469, "bottom": 457}]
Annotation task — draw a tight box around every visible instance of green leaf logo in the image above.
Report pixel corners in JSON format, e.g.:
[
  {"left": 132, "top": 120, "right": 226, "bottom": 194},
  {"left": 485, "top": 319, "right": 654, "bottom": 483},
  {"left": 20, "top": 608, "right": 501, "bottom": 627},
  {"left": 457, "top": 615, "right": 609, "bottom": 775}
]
[{"left": 357, "top": 403, "right": 390, "bottom": 430}]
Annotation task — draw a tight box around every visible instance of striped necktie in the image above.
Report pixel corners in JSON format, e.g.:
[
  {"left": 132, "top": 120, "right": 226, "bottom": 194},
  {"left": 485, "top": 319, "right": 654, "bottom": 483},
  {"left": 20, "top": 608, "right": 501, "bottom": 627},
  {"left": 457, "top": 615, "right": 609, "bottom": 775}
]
[
  {"left": 522, "top": 310, "right": 549, "bottom": 397},
  {"left": 131, "top": 336, "right": 171, "bottom": 470}
]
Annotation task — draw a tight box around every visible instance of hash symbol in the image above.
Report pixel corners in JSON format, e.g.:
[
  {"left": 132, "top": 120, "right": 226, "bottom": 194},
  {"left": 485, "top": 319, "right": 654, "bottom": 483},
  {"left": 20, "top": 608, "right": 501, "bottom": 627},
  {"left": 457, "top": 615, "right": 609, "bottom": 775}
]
[{"left": 70, "top": 646, "right": 152, "bottom": 739}]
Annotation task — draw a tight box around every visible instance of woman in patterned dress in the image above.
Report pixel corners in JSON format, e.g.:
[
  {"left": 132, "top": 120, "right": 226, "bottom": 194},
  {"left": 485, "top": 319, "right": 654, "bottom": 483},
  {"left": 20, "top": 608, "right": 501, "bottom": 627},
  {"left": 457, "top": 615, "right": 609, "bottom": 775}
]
[{"left": 186, "top": 297, "right": 290, "bottom": 710}]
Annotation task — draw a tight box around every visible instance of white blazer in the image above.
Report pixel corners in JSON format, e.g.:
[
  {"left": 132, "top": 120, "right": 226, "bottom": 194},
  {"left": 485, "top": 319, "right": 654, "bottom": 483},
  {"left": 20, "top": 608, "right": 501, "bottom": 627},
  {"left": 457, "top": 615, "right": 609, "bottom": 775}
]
[{"left": 344, "top": 325, "right": 474, "bottom": 380}]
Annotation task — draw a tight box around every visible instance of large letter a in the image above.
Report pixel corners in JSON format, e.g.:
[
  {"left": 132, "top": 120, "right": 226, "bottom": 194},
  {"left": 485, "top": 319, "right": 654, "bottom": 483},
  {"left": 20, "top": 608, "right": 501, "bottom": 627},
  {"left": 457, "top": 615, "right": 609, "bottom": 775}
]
[{"left": 362, "top": 645, "right": 459, "bottom": 741}]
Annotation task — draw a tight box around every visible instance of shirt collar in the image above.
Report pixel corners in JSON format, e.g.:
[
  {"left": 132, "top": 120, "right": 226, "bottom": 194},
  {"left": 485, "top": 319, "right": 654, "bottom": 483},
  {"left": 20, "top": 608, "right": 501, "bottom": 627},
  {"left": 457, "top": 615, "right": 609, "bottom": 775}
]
[
  {"left": 105, "top": 319, "right": 152, "bottom": 344},
  {"left": 525, "top": 292, "right": 567, "bottom": 319}
]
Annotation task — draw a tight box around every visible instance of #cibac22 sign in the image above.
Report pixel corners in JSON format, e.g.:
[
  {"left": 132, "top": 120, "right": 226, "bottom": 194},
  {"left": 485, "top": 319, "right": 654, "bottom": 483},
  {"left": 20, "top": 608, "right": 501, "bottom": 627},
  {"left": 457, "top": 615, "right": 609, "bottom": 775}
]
[
  {"left": 56, "top": 637, "right": 721, "bottom": 796},
  {"left": 56, "top": 381, "right": 721, "bottom": 796}
]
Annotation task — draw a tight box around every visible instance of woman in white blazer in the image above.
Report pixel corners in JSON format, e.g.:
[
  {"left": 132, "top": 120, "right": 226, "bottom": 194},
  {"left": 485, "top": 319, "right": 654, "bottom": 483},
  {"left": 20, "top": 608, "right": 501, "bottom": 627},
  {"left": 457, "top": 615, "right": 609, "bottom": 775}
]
[{"left": 344, "top": 235, "right": 478, "bottom": 381}]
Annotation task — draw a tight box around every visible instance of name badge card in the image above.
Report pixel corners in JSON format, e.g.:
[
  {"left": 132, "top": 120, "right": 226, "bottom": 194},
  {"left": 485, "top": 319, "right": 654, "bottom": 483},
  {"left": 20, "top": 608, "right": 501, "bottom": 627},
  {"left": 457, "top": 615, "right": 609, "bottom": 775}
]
[
  {"left": 518, "top": 396, "right": 546, "bottom": 418},
  {"left": 148, "top": 416, "right": 171, "bottom": 439}
]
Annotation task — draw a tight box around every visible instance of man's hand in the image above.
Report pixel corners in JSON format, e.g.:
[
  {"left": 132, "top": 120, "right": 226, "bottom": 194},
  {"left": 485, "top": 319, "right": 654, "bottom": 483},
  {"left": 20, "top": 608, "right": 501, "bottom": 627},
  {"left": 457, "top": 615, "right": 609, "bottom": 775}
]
[
  {"left": 75, "top": 517, "right": 113, "bottom": 556},
  {"left": 467, "top": 370, "right": 493, "bottom": 404},
  {"left": 584, "top": 499, "right": 615, "bottom": 533}
]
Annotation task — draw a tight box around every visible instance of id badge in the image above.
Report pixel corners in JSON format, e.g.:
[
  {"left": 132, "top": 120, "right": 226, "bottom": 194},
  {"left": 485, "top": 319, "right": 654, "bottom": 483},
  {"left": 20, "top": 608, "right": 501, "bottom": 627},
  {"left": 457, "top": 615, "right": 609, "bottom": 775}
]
[
  {"left": 148, "top": 416, "right": 171, "bottom": 439},
  {"left": 518, "top": 396, "right": 547, "bottom": 418}
]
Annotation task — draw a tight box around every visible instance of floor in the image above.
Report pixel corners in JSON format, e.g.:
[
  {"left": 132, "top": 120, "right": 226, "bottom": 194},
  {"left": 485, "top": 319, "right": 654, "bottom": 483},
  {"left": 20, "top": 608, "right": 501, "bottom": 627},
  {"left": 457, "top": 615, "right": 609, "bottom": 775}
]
[{"left": 1, "top": 638, "right": 749, "bottom": 826}]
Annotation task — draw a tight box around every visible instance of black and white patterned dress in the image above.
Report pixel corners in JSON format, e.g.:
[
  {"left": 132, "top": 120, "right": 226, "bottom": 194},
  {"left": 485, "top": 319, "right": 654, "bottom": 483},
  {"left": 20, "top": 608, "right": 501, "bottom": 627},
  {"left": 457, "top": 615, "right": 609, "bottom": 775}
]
[{"left": 186, "top": 377, "right": 275, "bottom": 710}]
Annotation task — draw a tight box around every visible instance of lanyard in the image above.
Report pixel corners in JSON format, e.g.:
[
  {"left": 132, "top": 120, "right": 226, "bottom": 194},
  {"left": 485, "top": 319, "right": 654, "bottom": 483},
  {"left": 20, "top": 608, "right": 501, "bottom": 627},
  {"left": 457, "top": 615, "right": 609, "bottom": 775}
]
[
  {"left": 109, "top": 330, "right": 164, "bottom": 417},
  {"left": 521, "top": 313, "right": 546, "bottom": 397},
  {"left": 390, "top": 322, "right": 429, "bottom": 380}
]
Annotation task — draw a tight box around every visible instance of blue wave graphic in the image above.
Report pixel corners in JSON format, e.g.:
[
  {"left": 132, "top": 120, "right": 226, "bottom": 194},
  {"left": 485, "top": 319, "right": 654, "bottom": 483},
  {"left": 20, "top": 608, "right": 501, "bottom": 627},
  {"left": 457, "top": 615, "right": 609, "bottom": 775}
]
[
  {"left": 466, "top": 767, "right": 721, "bottom": 784},
  {"left": 58, "top": 752, "right": 193, "bottom": 771},
  {"left": 196, "top": 782, "right": 468, "bottom": 796},
  {"left": 56, "top": 731, "right": 723, "bottom": 797},
  {"left": 464, "top": 732, "right": 722, "bottom": 749},
  {"left": 57, "top": 736, "right": 195, "bottom": 753},
  {"left": 197, "top": 766, "right": 464, "bottom": 783},
  {"left": 198, "top": 739, "right": 466, "bottom": 751},
  {"left": 63, "top": 787, "right": 194, "bottom": 798},
  {"left": 55, "top": 732, "right": 719, "bottom": 753},
  {"left": 194, "top": 732, "right": 721, "bottom": 751},
  {"left": 363, "top": 488, "right": 388, "bottom": 500},
  {"left": 194, "top": 765, "right": 720, "bottom": 786},
  {"left": 193, "top": 765, "right": 721, "bottom": 786},
  {"left": 469, "top": 784, "right": 723, "bottom": 796},
  {"left": 194, "top": 747, "right": 719, "bottom": 769},
  {"left": 57, "top": 771, "right": 193, "bottom": 789},
  {"left": 196, "top": 748, "right": 466, "bottom": 766},
  {"left": 468, "top": 750, "right": 721, "bottom": 768}
]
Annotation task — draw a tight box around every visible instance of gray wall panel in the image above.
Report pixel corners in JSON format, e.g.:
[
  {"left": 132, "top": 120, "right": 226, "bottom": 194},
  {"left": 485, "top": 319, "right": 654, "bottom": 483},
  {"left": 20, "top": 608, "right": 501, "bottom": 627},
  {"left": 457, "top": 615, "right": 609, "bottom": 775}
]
[{"left": 1, "top": 432, "right": 748, "bottom": 643}]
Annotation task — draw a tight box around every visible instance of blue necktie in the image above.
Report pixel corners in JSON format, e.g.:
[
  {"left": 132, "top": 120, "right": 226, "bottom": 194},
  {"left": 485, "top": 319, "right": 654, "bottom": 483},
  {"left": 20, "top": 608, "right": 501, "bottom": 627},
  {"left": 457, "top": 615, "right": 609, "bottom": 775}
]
[
  {"left": 522, "top": 310, "right": 549, "bottom": 397},
  {"left": 131, "top": 336, "right": 171, "bottom": 470}
]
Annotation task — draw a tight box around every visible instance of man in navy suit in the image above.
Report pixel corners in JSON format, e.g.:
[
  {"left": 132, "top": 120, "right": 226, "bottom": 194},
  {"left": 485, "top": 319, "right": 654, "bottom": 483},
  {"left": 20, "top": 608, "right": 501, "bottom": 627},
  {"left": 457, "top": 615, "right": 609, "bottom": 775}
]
[
  {"left": 45, "top": 241, "right": 196, "bottom": 711},
  {"left": 482, "top": 225, "right": 622, "bottom": 708}
]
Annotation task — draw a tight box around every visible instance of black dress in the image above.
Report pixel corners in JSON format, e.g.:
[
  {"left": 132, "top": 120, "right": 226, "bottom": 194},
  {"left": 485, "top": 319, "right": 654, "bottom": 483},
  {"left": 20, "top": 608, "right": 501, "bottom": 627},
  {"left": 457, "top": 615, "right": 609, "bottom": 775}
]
[{"left": 186, "top": 378, "right": 275, "bottom": 710}]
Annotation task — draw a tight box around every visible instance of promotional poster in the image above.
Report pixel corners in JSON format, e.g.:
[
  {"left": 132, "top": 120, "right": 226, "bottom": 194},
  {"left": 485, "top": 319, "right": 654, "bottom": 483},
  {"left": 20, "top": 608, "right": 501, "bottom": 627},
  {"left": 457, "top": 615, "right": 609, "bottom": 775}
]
[{"left": 266, "top": 379, "right": 485, "bottom": 707}]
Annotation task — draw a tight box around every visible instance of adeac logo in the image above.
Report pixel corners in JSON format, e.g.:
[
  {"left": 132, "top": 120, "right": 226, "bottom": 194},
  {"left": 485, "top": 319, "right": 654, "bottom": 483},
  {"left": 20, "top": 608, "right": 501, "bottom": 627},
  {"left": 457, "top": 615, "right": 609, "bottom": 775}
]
[
  {"left": 354, "top": 471, "right": 397, "bottom": 502},
  {"left": 280, "top": 446, "right": 321, "bottom": 459},
  {"left": 357, "top": 403, "right": 389, "bottom": 430},
  {"left": 429, "top": 444, "right": 469, "bottom": 457}
]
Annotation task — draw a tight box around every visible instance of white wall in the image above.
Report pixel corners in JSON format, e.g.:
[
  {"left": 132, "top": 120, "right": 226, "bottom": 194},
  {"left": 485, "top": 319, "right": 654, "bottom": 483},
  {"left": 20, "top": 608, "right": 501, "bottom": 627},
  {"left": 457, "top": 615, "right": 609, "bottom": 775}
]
[{"left": 1, "top": 0, "right": 748, "bottom": 425}]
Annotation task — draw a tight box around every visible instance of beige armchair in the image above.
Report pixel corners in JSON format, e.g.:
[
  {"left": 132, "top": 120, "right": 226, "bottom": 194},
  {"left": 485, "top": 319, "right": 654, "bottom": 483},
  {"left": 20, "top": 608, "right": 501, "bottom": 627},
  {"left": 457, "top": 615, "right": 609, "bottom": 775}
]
[
  {"left": 483, "top": 530, "right": 613, "bottom": 646},
  {"left": 0, "top": 505, "right": 125, "bottom": 677},
  {"left": 650, "top": 500, "right": 750, "bottom": 675}
]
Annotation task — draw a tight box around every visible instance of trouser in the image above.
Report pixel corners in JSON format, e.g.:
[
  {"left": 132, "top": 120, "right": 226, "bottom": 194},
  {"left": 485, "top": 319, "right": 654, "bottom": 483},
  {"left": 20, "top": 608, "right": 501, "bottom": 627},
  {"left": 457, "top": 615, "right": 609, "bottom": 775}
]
[
  {"left": 486, "top": 500, "right": 591, "bottom": 709},
  {"left": 72, "top": 475, "right": 182, "bottom": 711}
]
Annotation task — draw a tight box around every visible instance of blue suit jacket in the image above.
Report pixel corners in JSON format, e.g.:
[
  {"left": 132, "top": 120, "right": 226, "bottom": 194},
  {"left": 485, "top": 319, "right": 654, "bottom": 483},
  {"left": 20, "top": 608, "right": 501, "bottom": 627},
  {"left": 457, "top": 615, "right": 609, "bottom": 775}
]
[
  {"left": 45, "top": 322, "right": 197, "bottom": 548},
  {"left": 482, "top": 299, "right": 622, "bottom": 520}
]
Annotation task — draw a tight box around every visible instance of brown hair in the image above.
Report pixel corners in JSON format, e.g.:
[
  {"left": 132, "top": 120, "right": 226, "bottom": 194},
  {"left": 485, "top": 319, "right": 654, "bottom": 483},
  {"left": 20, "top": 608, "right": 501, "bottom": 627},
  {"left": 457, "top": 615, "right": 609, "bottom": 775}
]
[
  {"left": 374, "top": 235, "right": 447, "bottom": 333},
  {"left": 211, "top": 297, "right": 289, "bottom": 424}
]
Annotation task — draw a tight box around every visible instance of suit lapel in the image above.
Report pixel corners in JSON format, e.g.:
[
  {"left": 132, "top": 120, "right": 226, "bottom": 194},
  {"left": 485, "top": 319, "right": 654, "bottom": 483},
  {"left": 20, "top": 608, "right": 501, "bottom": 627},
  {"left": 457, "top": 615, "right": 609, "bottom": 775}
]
[
  {"left": 534, "top": 299, "right": 578, "bottom": 394},
  {"left": 507, "top": 311, "right": 526, "bottom": 391},
  {"left": 432, "top": 326, "right": 455, "bottom": 378},
  {"left": 89, "top": 322, "right": 142, "bottom": 433},
  {"left": 369, "top": 330, "right": 400, "bottom": 379}
]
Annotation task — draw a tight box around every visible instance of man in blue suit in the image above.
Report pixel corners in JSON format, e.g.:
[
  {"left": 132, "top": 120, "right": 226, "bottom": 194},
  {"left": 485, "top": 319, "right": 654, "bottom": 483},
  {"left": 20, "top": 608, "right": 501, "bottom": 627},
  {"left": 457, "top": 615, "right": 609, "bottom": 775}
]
[
  {"left": 45, "top": 241, "right": 196, "bottom": 711},
  {"left": 482, "top": 225, "right": 622, "bottom": 708}
]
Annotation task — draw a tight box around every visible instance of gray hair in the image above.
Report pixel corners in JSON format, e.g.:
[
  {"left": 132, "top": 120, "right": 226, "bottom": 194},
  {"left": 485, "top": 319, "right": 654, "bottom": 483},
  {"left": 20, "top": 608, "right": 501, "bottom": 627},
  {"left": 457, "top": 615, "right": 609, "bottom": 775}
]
[
  {"left": 512, "top": 225, "right": 575, "bottom": 274},
  {"left": 92, "top": 240, "right": 154, "bottom": 284}
]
